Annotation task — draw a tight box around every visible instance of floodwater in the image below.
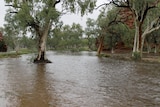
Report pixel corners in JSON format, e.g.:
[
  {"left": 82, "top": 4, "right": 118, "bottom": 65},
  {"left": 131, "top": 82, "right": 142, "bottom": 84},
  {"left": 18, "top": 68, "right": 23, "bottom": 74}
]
[{"left": 0, "top": 51, "right": 160, "bottom": 107}]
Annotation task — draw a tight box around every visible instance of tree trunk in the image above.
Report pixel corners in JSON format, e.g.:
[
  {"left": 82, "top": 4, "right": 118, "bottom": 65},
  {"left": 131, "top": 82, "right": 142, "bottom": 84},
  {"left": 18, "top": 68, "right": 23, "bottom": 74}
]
[
  {"left": 132, "top": 20, "right": 142, "bottom": 59},
  {"left": 146, "top": 41, "right": 151, "bottom": 53},
  {"left": 97, "top": 36, "right": 104, "bottom": 55},
  {"left": 154, "top": 45, "right": 157, "bottom": 54},
  {"left": 111, "top": 47, "right": 114, "bottom": 54},
  {"left": 132, "top": 21, "right": 140, "bottom": 55},
  {"left": 140, "top": 35, "right": 145, "bottom": 57},
  {"left": 34, "top": 22, "right": 52, "bottom": 63},
  {"left": 34, "top": 34, "right": 51, "bottom": 63}
]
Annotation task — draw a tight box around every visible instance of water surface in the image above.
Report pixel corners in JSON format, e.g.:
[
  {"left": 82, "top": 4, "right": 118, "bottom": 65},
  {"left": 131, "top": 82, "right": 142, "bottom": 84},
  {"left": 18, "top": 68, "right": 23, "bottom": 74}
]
[{"left": 0, "top": 51, "right": 160, "bottom": 107}]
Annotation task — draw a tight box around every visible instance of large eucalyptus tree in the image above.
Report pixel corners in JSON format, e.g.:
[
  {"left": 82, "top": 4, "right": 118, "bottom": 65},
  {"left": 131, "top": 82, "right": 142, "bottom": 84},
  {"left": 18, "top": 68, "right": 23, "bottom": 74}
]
[
  {"left": 99, "top": 0, "right": 160, "bottom": 58},
  {"left": 4, "top": 0, "right": 96, "bottom": 63}
]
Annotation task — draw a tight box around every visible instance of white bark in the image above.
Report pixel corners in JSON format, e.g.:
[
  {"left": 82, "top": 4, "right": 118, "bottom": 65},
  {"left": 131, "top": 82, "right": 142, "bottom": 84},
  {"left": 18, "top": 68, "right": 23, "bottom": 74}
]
[
  {"left": 141, "top": 17, "right": 160, "bottom": 56},
  {"left": 133, "top": 19, "right": 140, "bottom": 54},
  {"left": 147, "top": 42, "right": 151, "bottom": 53},
  {"left": 154, "top": 45, "right": 157, "bottom": 53},
  {"left": 37, "top": 21, "right": 51, "bottom": 60}
]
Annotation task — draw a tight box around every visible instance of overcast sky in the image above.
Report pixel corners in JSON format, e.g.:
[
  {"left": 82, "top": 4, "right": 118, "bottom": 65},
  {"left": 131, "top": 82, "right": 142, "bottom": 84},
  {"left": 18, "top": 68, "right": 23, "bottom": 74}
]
[{"left": 0, "top": 0, "right": 106, "bottom": 29}]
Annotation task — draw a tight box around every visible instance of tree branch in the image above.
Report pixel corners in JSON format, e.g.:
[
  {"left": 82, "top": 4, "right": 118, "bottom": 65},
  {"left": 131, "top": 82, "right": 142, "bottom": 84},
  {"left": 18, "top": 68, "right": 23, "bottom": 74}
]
[
  {"left": 142, "top": 17, "right": 160, "bottom": 37},
  {"left": 95, "top": 2, "right": 112, "bottom": 9},
  {"left": 10, "top": 12, "right": 18, "bottom": 13},
  {"left": 112, "top": 0, "right": 130, "bottom": 8},
  {"left": 54, "top": 0, "right": 61, "bottom": 7},
  {"left": 5, "top": 4, "right": 21, "bottom": 8},
  {"left": 27, "top": 21, "right": 42, "bottom": 37}
]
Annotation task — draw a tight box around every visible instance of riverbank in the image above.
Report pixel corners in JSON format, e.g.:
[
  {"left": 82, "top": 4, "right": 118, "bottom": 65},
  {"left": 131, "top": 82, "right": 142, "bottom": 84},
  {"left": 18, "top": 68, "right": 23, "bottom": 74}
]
[
  {"left": 102, "top": 51, "right": 160, "bottom": 63},
  {"left": 0, "top": 48, "right": 34, "bottom": 58},
  {"left": 1, "top": 49, "right": 160, "bottom": 63}
]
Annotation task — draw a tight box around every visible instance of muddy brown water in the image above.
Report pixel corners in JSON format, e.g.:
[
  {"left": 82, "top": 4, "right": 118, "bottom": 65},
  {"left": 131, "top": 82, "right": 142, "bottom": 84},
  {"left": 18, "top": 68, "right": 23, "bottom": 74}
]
[{"left": 0, "top": 51, "right": 160, "bottom": 107}]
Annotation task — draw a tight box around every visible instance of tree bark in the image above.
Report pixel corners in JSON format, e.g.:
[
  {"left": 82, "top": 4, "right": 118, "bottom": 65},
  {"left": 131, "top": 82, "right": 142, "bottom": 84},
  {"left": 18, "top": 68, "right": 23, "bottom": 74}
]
[
  {"left": 34, "top": 22, "right": 52, "bottom": 63},
  {"left": 132, "top": 20, "right": 140, "bottom": 55},
  {"left": 34, "top": 34, "right": 51, "bottom": 63},
  {"left": 140, "top": 35, "right": 145, "bottom": 57},
  {"left": 97, "top": 36, "right": 104, "bottom": 55},
  {"left": 132, "top": 19, "right": 143, "bottom": 58},
  {"left": 154, "top": 45, "right": 157, "bottom": 54}
]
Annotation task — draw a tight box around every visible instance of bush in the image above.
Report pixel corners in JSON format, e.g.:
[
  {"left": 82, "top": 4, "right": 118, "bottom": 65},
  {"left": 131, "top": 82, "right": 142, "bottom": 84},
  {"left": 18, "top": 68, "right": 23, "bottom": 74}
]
[
  {"left": 0, "top": 40, "right": 7, "bottom": 52},
  {"left": 132, "top": 52, "right": 141, "bottom": 60}
]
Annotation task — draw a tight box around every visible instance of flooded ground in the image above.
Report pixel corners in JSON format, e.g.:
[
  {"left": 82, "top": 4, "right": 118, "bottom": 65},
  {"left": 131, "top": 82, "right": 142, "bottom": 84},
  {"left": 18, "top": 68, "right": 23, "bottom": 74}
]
[{"left": 0, "top": 51, "right": 160, "bottom": 107}]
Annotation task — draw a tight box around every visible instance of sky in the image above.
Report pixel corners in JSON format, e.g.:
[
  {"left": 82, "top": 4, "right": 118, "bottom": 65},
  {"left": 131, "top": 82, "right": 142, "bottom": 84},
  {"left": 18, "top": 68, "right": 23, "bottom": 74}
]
[
  {"left": 0, "top": 0, "right": 7, "bottom": 27},
  {"left": 0, "top": 0, "right": 107, "bottom": 29}
]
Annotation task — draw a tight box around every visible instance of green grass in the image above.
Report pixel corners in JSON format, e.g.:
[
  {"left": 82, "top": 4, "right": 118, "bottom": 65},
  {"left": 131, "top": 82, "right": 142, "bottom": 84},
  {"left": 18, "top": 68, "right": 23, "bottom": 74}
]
[
  {"left": 0, "top": 48, "right": 35, "bottom": 58},
  {"left": 0, "top": 52, "right": 19, "bottom": 58},
  {"left": 97, "top": 53, "right": 110, "bottom": 57}
]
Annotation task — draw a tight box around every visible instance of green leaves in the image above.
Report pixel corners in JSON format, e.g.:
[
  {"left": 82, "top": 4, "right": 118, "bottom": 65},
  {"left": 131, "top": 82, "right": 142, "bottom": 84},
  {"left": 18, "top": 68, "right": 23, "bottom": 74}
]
[{"left": 62, "top": 0, "right": 96, "bottom": 16}]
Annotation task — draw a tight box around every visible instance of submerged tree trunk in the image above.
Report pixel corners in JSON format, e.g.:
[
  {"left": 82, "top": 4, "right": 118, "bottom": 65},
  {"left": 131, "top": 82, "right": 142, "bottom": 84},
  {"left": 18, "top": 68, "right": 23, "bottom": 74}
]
[
  {"left": 34, "top": 34, "right": 51, "bottom": 63},
  {"left": 34, "top": 22, "right": 52, "bottom": 63}
]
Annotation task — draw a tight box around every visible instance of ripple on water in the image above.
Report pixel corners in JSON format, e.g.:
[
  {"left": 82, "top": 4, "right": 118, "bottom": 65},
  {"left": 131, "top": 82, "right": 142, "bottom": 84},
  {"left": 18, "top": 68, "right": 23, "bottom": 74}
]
[{"left": 0, "top": 51, "right": 159, "bottom": 107}]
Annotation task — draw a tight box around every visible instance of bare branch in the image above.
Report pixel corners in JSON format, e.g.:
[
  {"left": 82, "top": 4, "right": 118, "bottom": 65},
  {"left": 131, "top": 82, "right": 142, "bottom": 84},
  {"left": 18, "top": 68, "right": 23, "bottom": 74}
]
[
  {"left": 54, "top": 0, "right": 61, "bottom": 7},
  {"left": 95, "top": 2, "right": 112, "bottom": 9},
  {"left": 112, "top": 0, "right": 130, "bottom": 8},
  {"left": 10, "top": 11, "right": 18, "bottom": 13},
  {"left": 5, "top": 4, "right": 13, "bottom": 7},
  {"left": 5, "top": 4, "right": 21, "bottom": 8},
  {"left": 142, "top": 17, "right": 160, "bottom": 37}
]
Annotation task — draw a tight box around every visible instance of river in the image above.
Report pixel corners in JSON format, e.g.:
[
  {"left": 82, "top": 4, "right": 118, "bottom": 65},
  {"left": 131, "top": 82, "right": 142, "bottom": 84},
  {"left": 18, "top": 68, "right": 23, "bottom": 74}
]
[{"left": 0, "top": 51, "right": 160, "bottom": 107}]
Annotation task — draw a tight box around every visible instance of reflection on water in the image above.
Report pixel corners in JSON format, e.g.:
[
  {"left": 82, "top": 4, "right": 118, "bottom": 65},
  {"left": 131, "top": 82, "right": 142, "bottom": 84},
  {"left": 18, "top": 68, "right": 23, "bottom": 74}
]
[
  {"left": 17, "top": 64, "right": 55, "bottom": 107},
  {"left": 0, "top": 58, "right": 57, "bottom": 107},
  {"left": 0, "top": 51, "right": 160, "bottom": 107}
]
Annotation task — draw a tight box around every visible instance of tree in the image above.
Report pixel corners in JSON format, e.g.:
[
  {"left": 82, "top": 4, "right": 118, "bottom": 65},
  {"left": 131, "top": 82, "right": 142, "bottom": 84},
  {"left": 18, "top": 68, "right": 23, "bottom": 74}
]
[
  {"left": 4, "top": 0, "right": 96, "bottom": 63},
  {"left": 4, "top": 12, "right": 21, "bottom": 52},
  {"left": 53, "top": 23, "right": 84, "bottom": 51},
  {"left": 85, "top": 18, "right": 98, "bottom": 50},
  {"left": 145, "top": 30, "right": 160, "bottom": 53},
  {"left": 96, "top": 7, "right": 124, "bottom": 55},
  {"left": 99, "top": 0, "right": 160, "bottom": 59},
  {"left": 96, "top": 8, "right": 110, "bottom": 55}
]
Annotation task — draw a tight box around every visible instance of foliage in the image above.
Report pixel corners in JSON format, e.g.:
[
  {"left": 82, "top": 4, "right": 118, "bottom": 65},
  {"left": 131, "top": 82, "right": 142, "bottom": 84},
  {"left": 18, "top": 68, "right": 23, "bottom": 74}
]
[
  {"left": 4, "top": 0, "right": 97, "bottom": 62},
  {"left": 132, "top": 52, "right": 141, "bottom": 61},
  {"left": 95, "top": 7, "right": 134, "bottom": 51},
  {"left": 0, "top": 48, "right": 33, "bottom": 58},
  {"left": 47, "top": 23, "right": 86, "bottom": 51},
  {"left": 85, "top": 18, "right": 98, "bottom": 50},
  {"left": 96, "top": 0, "right": 160, "bottom": 58}
]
